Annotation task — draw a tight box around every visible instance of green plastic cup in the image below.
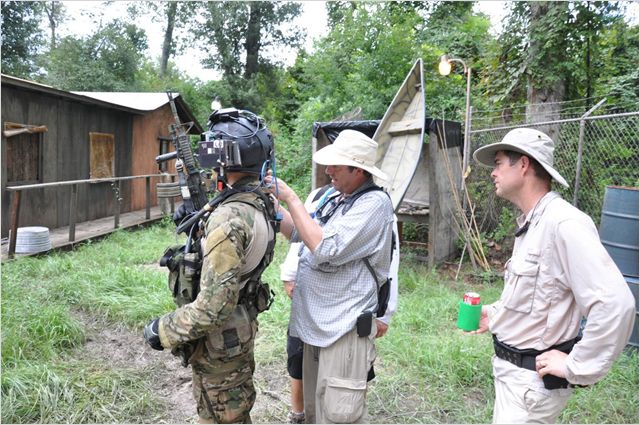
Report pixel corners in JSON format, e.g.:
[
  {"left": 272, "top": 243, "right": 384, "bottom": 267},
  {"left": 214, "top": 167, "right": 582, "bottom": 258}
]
[{"left": 457, "top": 301, "right": 482, "bottom": 331}]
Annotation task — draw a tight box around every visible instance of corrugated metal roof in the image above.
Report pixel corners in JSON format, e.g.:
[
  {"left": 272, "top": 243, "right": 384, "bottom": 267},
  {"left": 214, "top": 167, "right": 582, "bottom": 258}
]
[{"left": 71, "top": 91, "right": 180, "bottom": 111}]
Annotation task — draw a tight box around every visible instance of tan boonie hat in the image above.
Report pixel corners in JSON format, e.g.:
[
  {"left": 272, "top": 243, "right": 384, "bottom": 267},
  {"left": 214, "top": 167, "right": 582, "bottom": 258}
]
[
  {"left": 313, "top": 129, "right": 389, "bottom": 181},
  {"left": 473, "top": 128, "right": 569, "bottom": 188}
]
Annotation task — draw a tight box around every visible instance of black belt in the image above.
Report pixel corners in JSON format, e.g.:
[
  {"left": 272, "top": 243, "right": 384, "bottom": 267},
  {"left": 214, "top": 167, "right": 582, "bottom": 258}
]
[{"left": 492, "top": 335, "right": 584, "bottom": 390}]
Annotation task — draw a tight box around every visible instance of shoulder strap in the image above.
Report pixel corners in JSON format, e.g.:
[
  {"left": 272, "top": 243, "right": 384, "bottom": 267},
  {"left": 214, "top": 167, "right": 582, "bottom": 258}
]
[
  {"left": 312, "top": 184, "right": 333, "bottom": 203},
  {"left": 363, "top": 257, "right": 380, "bottom": 287},
  {"left": 341, "top": 184, "right": 387, "bottom": 215}
]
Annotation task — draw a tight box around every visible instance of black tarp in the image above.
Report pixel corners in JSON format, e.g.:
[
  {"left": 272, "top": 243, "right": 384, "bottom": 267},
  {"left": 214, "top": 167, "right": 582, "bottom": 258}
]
[{"left": 312, "top": 120, "right": 381, "bottom": 143}]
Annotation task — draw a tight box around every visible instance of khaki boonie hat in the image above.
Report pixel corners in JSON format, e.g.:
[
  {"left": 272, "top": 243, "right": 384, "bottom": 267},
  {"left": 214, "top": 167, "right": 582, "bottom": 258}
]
[
  {"left": 473, "top": 128, "right": 569, "bottom": 188},
  {"left": 313, "top": 129, "right": 388, "bottom": 181}
]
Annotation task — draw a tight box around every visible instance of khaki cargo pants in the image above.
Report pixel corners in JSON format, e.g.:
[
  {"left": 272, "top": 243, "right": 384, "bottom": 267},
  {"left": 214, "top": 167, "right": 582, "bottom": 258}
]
[
  {"left": 302, "top": 321, "right": 377, "bottom": 424},
  {"left": 492, "top": 356, "right": 574, "bottom": 424}
]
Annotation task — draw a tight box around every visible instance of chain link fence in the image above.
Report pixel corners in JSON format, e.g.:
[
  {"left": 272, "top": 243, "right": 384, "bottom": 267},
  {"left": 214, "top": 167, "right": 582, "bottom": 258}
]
[{"left": 466, "top": 102, "right": 639, "bottom": 233}]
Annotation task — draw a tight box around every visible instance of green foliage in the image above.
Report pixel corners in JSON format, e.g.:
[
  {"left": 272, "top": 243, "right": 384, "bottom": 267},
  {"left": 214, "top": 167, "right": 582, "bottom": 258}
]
[
  {"left": 482, "top": 1, "right": 637, "bottom": 112},
  {"left": 194, "top": 1, "right": 302, "bottom": 79},
  {"left": 43, "top": 20, "right": 149, "bottom": 91},
  {"left": 0, "top": 1, "right": 45, "bottom": 78},
  {"left": 487, "top": 206, "right": 516, "bottom": 243},
  {"left": 401, "top": 222, "right": 429, "bottom": 243}
]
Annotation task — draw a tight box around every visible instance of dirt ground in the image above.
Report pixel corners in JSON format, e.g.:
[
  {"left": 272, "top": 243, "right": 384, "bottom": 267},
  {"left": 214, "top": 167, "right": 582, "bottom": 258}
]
[{"left": 77, "top": 310, "right": 291, "bottom": 424}]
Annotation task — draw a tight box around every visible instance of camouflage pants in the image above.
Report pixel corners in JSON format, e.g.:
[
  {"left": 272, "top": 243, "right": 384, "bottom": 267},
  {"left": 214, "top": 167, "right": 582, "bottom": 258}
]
[
  {"left": 192, "top": 368, "right": 256, "bottom": 424},
  {"left": 190, "top": 315, "right": 258, "bottom": 423}
]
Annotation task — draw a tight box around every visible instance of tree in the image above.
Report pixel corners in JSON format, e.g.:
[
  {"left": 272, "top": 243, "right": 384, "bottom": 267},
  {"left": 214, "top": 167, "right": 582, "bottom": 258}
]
[
  {"left": 418, "top": 1, "right": 494, "bottom": 121},
  {"left": 42, "top": 1, "right": 66, "bottom": 50},
  {"left": 160, "top": 1, "right": 177, "bottom": 76},
  {"left": 126, "top": 1, "right": 197, "bottom": 77},
  {"left": 0, "top": 1, "right": 45, "bottom": 78},
  {"left": 592, "top": 21, "right": 639, "bottom": 110},
  {"left": 525, "top": 1, "right": 569, "bottom": 132},
  {"left": 196, "top": 1, "right": 302, "bottom": 79},
  {"left": 45, "top": 20, "right": 148, "bottom": 91},
  {"left": 484, "top": 1, "right": 632, "bottom": 126}
]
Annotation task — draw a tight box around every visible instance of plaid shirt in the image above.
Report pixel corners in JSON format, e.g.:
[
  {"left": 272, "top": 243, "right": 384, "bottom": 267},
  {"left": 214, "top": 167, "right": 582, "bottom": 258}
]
[{"left": 289, "top": 180, "right": 394, "bottom": 347}]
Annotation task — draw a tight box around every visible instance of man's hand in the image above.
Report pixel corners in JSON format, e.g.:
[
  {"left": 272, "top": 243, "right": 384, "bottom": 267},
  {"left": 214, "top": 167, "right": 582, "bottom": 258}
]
[
  {"left": 535, "top": 349, "right": 568, "bottom": 378},
  {"left": 375, "top": 319, "right": 388, "bottom": 338},
  {"left": 143, "top": 318, "right": 164, "bottom": 351},
  {"left": 264, "top": 174, "right": 295, "bottom": 204},
  {"left": 466, "top": 305, "right": 490, "bottom": 335},
  {"left": 283, "top": 281, "right": 295, "bottom": 299}
]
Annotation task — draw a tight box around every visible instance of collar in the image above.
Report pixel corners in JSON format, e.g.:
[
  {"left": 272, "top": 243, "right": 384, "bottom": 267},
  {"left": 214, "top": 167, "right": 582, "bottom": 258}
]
[
  {"left": 228, "top": 175, "right": 261, "bottom": 190},
  {"left": 516, "top": 191, "right": 561, "bottom": 229},
  {"left": 344, "top": 178, "right": 377, "bottom": 198}
]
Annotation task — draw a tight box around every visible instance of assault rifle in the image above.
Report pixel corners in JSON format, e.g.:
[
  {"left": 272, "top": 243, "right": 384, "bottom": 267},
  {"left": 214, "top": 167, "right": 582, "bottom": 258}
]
[
  {"left": 156, "top": 92, "right": 210, "bottom": 234},
  {"left": 156, "top": 93, "right": 211, "bottom": 367}
]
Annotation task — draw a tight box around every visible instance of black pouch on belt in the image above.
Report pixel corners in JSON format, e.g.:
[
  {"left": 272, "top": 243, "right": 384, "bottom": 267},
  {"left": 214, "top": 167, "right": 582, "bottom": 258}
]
[{"left": 356, "top": 311, "right": 373, "bottom": 337}]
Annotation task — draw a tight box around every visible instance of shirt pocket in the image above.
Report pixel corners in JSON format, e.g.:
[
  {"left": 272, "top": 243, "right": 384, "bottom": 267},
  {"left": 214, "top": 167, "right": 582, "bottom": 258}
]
[{"left": 503, "top": 260, "right": 540, "bottom": 314}]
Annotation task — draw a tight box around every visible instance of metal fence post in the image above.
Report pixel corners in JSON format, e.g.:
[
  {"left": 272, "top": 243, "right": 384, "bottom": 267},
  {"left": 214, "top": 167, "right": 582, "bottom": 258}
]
[{"left": 573, "top": 98, "right": 607, "bottom": 207}]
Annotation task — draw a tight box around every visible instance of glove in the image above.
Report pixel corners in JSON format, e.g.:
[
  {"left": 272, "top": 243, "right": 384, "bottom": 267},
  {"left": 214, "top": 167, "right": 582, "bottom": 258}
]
[
  {"left": 172, "top": 203, "right": 191, "bottom": 227},
  {"left": 143, "top": 318, "right": 164, "bottom": 351}
]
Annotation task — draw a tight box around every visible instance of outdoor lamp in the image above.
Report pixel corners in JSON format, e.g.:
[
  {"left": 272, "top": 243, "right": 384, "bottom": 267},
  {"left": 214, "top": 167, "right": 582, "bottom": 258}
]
[
  {"left": 438, "top": 55, "right": 452, "bottom": 76},
  {"left": 438, "top": 54, "right": 472, "bottom": 191}
]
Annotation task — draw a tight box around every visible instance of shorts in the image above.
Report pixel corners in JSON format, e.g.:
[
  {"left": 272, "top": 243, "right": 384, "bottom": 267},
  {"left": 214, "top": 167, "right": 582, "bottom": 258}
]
[{"left": 287, "top": 333, "right": 304, "bottom": 379}]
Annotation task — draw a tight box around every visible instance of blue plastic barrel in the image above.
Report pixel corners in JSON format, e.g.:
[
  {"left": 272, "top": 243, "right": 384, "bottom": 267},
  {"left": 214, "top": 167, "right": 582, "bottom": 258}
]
[
  {"left": 600, "top": 186, "right": 639, "bottom": 347},
  {"left": 624, "top": 275, "right": 639, "bottom": 347},
  {"left": 599, "top": 186, "right": 639, "bottom": 278}
]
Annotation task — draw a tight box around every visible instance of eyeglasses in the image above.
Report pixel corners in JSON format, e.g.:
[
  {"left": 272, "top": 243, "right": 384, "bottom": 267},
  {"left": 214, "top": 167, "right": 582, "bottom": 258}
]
[{"left": 314, "top": 196, "right": 344, "bottom": 224}]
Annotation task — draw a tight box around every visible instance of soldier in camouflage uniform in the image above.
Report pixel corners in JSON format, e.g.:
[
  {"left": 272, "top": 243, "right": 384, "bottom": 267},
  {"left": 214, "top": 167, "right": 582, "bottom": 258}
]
[{"left": 144, "top": 108, "right": 278, "bottom": 424}]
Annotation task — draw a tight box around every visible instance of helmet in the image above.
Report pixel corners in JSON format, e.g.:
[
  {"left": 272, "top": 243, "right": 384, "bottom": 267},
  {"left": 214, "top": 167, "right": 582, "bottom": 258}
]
[{"left": 199, "top": 107, "right": 274, "bottom": 176}]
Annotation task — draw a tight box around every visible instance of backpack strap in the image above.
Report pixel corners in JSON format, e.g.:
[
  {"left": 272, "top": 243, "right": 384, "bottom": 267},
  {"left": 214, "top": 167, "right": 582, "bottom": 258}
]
[{"left": 363, "top": 257, "right": 391, "bottom": 318}]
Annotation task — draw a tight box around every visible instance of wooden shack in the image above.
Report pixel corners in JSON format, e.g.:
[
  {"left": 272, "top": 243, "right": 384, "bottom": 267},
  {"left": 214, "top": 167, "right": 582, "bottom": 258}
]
[
  {"left": 1, "top": 75, "right": 202, "bottom": 238},
  {"left": 311, "top": 118, "right": 463, "bottom": 266}
]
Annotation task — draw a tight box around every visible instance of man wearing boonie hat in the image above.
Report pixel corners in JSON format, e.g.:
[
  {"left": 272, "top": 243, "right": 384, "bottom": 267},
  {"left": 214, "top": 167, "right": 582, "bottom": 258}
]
[
  {"left": 267, "top": 129, "right": 394, "bottom": 423},
  {"left": 469, "top": 128, "right": 634, "bottom": 423}
]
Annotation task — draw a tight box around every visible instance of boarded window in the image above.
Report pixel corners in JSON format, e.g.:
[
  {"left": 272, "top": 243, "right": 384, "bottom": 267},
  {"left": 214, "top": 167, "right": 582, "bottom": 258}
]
[
  {"left": 90, "top": 132, "right": 115, "bottom": 179},
  {"left": 5, "top": 131, "right": 42, "bottom": 184}
]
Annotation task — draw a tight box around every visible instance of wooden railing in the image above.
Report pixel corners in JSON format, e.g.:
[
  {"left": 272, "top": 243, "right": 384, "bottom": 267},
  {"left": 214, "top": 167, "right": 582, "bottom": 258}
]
[{"left": 5, "top": 174, "right": 174, "bottom": 258}]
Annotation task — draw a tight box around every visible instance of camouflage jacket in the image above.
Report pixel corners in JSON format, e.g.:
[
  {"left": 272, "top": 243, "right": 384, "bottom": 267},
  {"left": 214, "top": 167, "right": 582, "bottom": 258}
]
[{"left": 158, "top": 177, "right": 273, "bottom": 349}]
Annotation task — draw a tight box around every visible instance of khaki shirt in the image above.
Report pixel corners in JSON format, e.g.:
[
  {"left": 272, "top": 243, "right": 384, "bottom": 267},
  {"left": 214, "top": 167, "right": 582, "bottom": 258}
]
[{"left": 487, "top": 192, "right": 635, "bottom": 385}]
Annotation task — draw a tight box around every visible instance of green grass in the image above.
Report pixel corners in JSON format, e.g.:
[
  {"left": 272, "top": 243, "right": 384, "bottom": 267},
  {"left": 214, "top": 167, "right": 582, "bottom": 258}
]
[
  {"left": 1, "top": 361, "right": 162, "bottom": 423},
  {"left": 1, "top": 221, "right": 638, "bottom": 423}
]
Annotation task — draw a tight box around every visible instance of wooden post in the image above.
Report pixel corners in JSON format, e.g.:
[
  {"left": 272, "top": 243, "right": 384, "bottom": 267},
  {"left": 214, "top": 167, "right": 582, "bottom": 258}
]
[
  {"left": 397, "top": 221, "right": 404, "bottom": 245},
  {"left": 114, "top": 181, "right": 121, "bottom": 228},
  {"left": 427, "top": 120, "right": 463, "bottom": 267},
  {"left": 145, "top": 176, "right": 151, "bottom": 219},
  {"left": 8, "top": 190, "right": 22, "bottom": 259},
  {"left": 69, "top": 184, "right": 78, "bottom": 242}
]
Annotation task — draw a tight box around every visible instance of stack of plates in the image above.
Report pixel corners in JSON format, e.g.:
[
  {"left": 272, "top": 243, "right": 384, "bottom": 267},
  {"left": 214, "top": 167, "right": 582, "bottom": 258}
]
[{"left": 15, "top": 226, "right": 51, "bottom": 254}]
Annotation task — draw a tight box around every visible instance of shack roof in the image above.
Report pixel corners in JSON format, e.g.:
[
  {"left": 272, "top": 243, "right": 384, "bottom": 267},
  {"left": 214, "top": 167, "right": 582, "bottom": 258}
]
[{"left": 1, "top": 74, "right": 203, "bottom": 133}]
